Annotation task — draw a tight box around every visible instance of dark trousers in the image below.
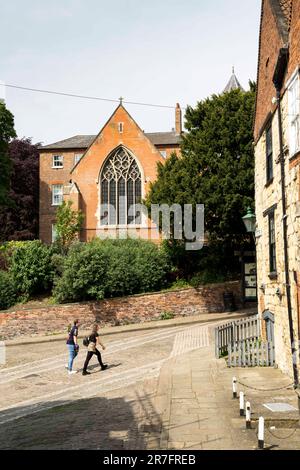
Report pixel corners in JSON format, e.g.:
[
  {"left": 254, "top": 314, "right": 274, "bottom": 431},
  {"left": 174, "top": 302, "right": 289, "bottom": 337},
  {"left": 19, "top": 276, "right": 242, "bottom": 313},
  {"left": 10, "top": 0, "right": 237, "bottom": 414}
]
[{"left": 83, "top": 349, "right": 104, "bottom": 372}]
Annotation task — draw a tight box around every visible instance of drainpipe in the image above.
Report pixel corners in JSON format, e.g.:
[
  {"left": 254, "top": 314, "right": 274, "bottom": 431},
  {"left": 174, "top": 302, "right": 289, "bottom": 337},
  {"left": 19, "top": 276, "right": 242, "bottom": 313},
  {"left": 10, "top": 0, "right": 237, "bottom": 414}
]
[{"left": 276, "top": 87, "right": 299, "bottom": 387}]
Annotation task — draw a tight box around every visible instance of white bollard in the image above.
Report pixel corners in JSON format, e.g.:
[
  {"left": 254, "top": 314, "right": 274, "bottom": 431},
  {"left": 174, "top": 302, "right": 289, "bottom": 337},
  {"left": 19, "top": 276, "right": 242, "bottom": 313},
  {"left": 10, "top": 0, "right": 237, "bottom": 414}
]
[
  {"left": 245, "top": 401, "right": 251, "bottom": 429},
  {"left": 232, "top": 377, "right": 237, "bottom": 399},
  {"left": 258, "top": 417, "right": 264, "bottom": 449},
  {"left": 239, "top": 391, "right": 245, "bottom": 416}
]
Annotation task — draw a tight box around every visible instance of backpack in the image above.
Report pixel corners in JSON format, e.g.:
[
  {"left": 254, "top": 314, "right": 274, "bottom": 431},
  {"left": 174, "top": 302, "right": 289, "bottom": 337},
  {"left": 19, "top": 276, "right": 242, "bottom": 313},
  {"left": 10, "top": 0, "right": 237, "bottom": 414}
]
[{"left": 83, "top": 336, "right": 90, "bottom": 347}]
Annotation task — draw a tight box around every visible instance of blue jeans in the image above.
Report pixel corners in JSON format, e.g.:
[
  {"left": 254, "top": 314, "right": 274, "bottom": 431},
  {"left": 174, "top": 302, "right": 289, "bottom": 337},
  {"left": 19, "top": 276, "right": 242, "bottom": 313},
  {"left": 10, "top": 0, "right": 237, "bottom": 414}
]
[{"left": 67, "top": 344, "right": 76, "bottom": 371}]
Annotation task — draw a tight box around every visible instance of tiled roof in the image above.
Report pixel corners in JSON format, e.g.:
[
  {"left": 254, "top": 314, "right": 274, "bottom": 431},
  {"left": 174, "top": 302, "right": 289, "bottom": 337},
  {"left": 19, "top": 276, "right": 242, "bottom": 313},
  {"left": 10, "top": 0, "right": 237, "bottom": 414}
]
[
  {"left": 40, "top": 131, "right": 181, "bottom": 150},
  {"left": 145, "top": 132, "right": 181, "bottom": 146}
]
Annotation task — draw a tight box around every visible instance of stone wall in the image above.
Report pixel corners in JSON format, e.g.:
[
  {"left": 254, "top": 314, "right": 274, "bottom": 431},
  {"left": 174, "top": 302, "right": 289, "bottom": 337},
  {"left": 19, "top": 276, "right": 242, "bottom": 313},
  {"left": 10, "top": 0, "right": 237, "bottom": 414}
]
[
  {"left": 254, "top": 1, "right": 300, "bottom": 378},
  {"left": 255, "top": 84, "right": 300, "bottom": 378},
  {"left": 0, "top": 282, "right": 242, "bottom": 340}
]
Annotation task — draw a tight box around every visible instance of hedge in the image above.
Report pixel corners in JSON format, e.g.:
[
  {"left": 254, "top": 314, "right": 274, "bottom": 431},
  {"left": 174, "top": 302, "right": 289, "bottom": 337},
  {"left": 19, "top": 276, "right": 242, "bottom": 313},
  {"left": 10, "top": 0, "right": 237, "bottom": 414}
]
[{"left": 53, "top": 239, "right": 170, "bottom": 303}]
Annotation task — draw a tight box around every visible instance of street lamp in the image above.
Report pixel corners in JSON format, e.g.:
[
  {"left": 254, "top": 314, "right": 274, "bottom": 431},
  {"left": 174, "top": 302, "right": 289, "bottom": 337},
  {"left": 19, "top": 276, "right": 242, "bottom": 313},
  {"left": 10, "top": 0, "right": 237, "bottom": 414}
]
[
  {"left": 241, "top": 207, "right": 257, "bottom": 304},
  {"left": 242, "top": 207, "right": 256, "bottom": 234}
]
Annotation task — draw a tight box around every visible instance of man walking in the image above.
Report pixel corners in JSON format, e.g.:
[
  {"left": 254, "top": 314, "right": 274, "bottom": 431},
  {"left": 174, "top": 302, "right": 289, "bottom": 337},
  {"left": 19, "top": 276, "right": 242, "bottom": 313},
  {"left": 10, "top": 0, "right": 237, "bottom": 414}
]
[{"left": 66, "top": 319, "right": 80, "bottom": 375}]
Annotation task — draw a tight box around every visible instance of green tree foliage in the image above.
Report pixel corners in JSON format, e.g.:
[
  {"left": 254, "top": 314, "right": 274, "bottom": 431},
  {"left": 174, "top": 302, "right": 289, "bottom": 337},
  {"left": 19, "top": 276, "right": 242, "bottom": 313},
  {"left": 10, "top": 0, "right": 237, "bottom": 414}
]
[
  {"left": 0, "top": 102, "right": 16, "bottom": 207},
  {"left": 53, "top": 241, "right": 109, "bottom": 303},
  {"left": 55, "top": 201, "right": 84, "bottom": 251},
  {"left": 146, "top": 86, "right": 256, "bottom": 275},
  {"left": 53, "top": 239, "right": 170, "bottom": 303},
  {"left": 0, "top": 271, "right": 17, "bottom": 310},
  {"left": 0, "top": 138, "right": 40, "bottom": 241},
  {"left": 10, "top": 240, "right": 54, "bottom": 299}
]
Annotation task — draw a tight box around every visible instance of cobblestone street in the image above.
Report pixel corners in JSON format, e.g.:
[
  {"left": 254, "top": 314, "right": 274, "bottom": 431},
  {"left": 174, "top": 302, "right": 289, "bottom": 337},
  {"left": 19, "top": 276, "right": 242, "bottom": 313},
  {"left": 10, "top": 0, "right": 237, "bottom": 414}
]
[{"left": 0, "top": 315, "right": 299, "bottom": 450}]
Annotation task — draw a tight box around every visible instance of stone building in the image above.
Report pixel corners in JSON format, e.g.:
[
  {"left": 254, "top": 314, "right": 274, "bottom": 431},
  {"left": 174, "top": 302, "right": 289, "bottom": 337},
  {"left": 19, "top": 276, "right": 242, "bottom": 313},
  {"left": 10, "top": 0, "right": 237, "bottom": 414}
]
[
  {"left": 254, "top": 0, "right": 300, "bottom": 380},
  {"left": 39, "top": 103, "right": 182, "bottom": 244}
]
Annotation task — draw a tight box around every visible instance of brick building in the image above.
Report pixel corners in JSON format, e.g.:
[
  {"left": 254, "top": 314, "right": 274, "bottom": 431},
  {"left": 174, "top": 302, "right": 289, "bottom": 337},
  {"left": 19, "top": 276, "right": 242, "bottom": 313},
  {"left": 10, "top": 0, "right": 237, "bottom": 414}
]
[
  {"left": 254, "top": 0, "right": 300, "bottom": 380},
  {"left": 39, "top": 103, "right": 182, "bottom": 244},
  {"left": 39, "top": 69, "right": 243, "bottom": 246}
]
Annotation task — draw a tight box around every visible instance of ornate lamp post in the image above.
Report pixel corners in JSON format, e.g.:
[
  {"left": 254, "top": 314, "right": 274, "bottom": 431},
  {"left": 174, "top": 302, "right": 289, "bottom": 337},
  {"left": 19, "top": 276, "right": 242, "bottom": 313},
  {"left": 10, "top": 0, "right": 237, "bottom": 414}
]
[
  {"left": 241, "top": 207, "right": 257, "bottom": 304},
  {"left": 242, "top": 207, "right": 256, "bottom": 235}
]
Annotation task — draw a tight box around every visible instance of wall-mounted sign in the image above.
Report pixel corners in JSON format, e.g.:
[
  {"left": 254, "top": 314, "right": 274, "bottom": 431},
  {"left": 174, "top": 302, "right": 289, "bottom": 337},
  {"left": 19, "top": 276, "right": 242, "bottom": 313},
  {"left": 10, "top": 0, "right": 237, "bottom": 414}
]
[{"left": 243, "top": 259, "right": 257, "bottom": 302}]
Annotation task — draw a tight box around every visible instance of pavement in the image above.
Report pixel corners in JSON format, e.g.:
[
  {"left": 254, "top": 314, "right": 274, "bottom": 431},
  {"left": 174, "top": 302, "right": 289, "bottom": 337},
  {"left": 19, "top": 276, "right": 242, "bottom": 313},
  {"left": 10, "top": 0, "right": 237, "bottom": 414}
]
[{"left": 0, "top": 310, "right": 299, "bottom": 450}]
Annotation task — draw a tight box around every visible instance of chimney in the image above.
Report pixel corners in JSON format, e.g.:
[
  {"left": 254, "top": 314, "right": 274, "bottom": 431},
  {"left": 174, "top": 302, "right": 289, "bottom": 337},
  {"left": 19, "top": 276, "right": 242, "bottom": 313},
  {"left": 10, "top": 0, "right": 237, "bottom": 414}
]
[{"left": 175, "top": 103, "right": 182, "bottom": 135}]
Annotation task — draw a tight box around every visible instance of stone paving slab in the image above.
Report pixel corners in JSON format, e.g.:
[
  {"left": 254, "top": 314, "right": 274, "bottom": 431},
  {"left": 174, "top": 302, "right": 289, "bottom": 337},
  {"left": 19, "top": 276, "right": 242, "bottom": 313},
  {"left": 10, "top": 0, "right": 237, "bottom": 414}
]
[{"left": 153, "top": 333, "right": 300, "bottom": 450}]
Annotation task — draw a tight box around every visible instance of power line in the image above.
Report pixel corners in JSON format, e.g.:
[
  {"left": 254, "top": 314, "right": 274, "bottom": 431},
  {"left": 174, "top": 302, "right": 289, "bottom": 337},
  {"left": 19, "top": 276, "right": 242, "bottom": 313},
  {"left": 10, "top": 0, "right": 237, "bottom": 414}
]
[{"left": 0, "top": 82, "right": 186, "bottom": 110}]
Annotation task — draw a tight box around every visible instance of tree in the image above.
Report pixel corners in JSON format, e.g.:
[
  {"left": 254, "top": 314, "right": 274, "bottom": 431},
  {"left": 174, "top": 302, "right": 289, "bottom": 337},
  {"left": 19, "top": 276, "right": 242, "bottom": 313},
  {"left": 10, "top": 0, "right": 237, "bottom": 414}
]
[
  {"left": 0, "top": 102, "right": 16, "bottom": 207},
  {"left": 0, "top": 138, "right": 40, "bottom": 241},
  {"left": 55, "top": 201, "right": 84, "bottom": 251},
  {"left": 146, "top": 85, "right": 256, "bottom": 275}
]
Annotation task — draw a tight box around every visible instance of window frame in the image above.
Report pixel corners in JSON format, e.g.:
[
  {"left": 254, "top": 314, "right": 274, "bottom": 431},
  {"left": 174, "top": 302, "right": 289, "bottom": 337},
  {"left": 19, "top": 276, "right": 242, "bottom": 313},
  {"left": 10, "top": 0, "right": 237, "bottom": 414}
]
[
  {"left": 160, "top": 150, "right": 167, "bottom": 159},
  {"left": 74, "top": 153, "right": 83, "bottom": 166},
  {"left": 52, "top": 184, "right": 64, "bottom": 206},
  {"left": 268, "top": 211, "right": 277, "bottom": 275},
  {"left": 52, "top": 155, "right": 64, "bottom": 169},
  {"left": 265, "top": 122, "right": 273, "bottom": 183},
  {"left": 99, "top": 147, "right": 143, "bottom": 228}
]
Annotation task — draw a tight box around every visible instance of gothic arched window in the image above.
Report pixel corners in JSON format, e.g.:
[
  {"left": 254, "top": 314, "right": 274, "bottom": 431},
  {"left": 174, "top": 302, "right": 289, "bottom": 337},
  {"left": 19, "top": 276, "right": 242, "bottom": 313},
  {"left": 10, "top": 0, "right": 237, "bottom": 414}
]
[{"left": 100, "top": 147, "right": 142, "bottom": 226}]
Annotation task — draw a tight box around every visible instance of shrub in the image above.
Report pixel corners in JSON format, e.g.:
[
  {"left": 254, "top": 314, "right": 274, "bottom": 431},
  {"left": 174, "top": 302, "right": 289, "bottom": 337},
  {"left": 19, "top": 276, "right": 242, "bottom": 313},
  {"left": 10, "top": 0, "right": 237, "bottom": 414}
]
[
  {"left": 0, "top": 241, "right": 28, "bottom": 271},
  {"left": 10, "top": 240, "right": 54, "bottom": 298},
  {"left": 189, "top": 271, "right": 227, "bottom": 287},
  {"left": 53, "top": 239, "right": 170, "bottom": 303},
  {"left": 52, "top": 242, "right": 109, "bottom": 303},
  {"left": 100, "top": 239, "right": 170, "bottom": 297},
  {"left": 0, "top": 271, "right": 17, "bottom": 310},
  {"left": 160, "top": 311, "right": 175, "bottom": 321}
]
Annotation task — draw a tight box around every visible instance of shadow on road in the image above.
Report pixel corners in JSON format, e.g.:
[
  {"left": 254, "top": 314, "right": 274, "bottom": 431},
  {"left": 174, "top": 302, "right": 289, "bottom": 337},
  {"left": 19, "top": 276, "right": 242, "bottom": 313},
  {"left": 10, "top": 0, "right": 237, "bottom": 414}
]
[{"left": 0, "top": 390, "right": 162, "bottom": 450}]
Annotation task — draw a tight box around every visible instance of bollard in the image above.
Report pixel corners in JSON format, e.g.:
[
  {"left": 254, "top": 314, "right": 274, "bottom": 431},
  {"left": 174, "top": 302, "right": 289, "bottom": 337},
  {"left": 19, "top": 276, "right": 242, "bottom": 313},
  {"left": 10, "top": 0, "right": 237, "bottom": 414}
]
[
  {"left": 258, "top": 417, "right": 264, "bottom": 449},
  {"left": 239, "top": 391, "right": 245, "bottom": 417},
  {"left": 232, "top": 377, "right": 237, "bottom": 399},
  {"left": 245, "top": 401, "right": 251, "bottom": 429}
]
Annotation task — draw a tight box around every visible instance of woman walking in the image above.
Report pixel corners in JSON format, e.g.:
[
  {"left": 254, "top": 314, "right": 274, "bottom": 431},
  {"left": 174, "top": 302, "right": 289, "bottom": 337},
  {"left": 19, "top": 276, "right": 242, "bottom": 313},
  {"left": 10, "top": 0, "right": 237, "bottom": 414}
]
[
  {"left": 66, "top": 319, "right": 80, "bottom": 375},
  {"left": 82, "top": 324, "right": 108, "bottom": 376}
]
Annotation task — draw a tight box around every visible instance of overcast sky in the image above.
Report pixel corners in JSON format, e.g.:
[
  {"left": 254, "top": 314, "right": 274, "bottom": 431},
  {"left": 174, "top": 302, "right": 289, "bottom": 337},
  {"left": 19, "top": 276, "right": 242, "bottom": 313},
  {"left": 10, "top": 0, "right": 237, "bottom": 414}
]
[{"left": 0, "top": 0, "right": 261, "bottom": 145}]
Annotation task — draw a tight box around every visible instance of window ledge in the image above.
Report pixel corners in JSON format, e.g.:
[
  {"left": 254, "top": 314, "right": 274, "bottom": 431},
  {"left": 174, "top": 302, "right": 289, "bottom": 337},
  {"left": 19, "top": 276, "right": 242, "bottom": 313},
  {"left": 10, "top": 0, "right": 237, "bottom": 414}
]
[
  {"left": 268, "top": 272, "right": 278, "bottom": 280},
  {"left": 265, "top": 178, "right": 274, "bottom": 188},
  {"left": 52, "top": 167, "right": 64, "bottom": 169}
]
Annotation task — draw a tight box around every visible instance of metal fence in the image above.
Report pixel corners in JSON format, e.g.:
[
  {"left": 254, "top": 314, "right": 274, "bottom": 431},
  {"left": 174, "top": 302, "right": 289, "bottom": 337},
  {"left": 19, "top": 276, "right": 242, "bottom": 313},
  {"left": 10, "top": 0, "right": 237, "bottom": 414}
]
[
  {"left": 215, "top": 315, "right": 261, "bottom": 358},
  {"left": 227, "top": 339, "right": 275, "bottom": 367}
]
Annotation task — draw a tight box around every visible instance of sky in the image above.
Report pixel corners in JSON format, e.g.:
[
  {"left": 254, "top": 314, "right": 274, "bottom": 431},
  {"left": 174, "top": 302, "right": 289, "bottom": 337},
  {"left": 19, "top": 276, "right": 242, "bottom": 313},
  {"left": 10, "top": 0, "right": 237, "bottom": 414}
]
[{"left": 0, "top": 0, "right": 262, "bottom": 145}]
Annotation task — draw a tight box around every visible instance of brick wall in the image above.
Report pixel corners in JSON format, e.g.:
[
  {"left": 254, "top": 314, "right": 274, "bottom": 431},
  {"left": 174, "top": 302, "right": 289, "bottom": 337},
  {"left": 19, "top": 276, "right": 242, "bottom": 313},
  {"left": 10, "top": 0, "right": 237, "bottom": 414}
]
[
  {"left": 0, "top": 282, "right": 243, "bottom": 340},
  {"left": 39, "top": 149, "right": 85, "bottom": 244}
]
